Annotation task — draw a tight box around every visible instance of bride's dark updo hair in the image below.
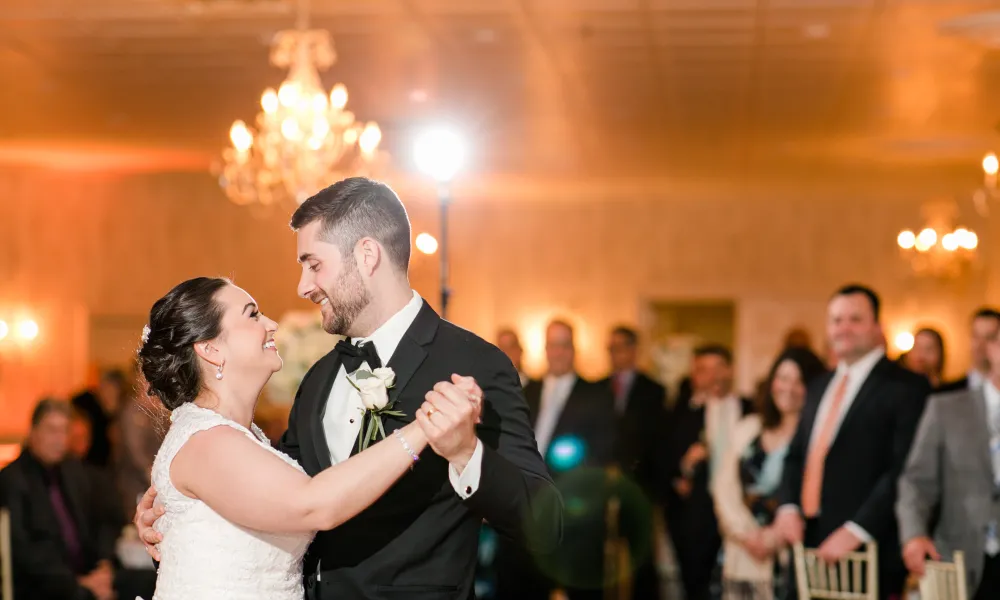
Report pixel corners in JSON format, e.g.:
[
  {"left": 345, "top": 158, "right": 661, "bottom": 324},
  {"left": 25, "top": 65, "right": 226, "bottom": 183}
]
[{"left": 137, "top": 277, "right": 230, "bottom": 411}]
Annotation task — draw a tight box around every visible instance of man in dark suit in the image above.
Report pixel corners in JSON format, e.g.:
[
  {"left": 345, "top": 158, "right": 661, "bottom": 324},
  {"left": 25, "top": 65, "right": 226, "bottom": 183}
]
[
  {"left": 133, "top": 178, "right": 562, "bottom": 600},
  {"left": 598, "top": 325, "right": 667, "bottom": 492},
  {"left": 597, "top": 325, "right": 667, "bottom": 599},
  {"left": 0, "top": 399, "right": 120, "bottom": 600},
  {"left": 774, "top": 284, "right": 931, "bottom": 599},
  {"left": 496, "top": 319, "right": 617, "bottom": 600},
  {"left": 657, "top": 344, "right": 753, "bottom": 600},
  {"left": 938, "top": 307, "right": 1000, "bottom": 393},
  {"left": 497, "top": 328, "right": 535, "bottom": 389}
]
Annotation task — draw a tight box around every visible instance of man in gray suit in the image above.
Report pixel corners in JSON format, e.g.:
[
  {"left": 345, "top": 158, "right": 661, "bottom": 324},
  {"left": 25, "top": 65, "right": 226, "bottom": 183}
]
[{"left": 896, "top": 327, "right": 1000, "bottom": 599}]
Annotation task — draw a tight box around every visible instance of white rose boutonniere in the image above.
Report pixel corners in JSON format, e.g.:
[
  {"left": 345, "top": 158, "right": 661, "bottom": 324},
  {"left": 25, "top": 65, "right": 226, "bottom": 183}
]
[{"left": 347, "top": 367, "right": 405, "bottom": 451}]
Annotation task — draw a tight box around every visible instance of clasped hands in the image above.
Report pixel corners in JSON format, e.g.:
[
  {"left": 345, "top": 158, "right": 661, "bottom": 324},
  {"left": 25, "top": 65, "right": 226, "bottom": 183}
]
[{"left": 135, "top": 373, "right": 485, "bottom": 561}]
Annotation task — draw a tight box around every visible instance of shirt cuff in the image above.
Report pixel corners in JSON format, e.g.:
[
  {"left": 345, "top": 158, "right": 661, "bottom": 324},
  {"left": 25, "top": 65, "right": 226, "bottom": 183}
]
[
  {"left": 845, "top": 521, "right": 873, "bottom": 543},
  {"left": 777, "top": 504, "right": 801, "bottom": 516},
  {"left": 448, "top": 439, "right": 483, "bottom": 500}
]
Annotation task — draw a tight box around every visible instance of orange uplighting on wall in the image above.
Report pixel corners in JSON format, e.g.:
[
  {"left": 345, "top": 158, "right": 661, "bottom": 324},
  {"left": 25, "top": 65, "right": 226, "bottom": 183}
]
[{"left": 0, "top": 302, "right": 89, "bottom": 439}]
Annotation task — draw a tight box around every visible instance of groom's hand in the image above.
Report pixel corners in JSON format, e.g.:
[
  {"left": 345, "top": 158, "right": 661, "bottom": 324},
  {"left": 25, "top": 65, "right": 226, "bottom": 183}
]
[
  {"left": 418, "top": 374, "right": 483, "bottom": 474},
  {"left": 135, "top": 485, "right": 165, "bottom": 561}
]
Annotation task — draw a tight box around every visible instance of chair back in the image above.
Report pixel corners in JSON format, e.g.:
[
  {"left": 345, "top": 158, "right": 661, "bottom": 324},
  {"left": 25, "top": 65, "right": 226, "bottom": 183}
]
[
  {"left": 919, "top": 551, "right": 968, "bottom": 600},
  {"left": 793, "top": 542, "right": 878, "bottom": 600},
  {"left": 0, "top": 507, "right": 12, "bottom": 600}
]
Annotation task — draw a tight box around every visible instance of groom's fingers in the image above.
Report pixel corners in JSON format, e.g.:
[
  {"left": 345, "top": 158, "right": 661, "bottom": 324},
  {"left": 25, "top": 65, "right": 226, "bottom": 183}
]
[
  {"left": 423, "top": 391, "right": 460, "bottom": 425},
  {"left": 416, "top": 401, "right": 444, "bottom": 436},
  {"left": 433, "top": 382, "right": 475, "bottom": 412}
]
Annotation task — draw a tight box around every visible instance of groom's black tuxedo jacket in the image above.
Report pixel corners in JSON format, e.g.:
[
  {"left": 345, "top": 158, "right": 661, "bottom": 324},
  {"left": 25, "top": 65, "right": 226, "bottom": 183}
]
[{"left": 279, "top": 302, "right": 563, "bottom": 600}]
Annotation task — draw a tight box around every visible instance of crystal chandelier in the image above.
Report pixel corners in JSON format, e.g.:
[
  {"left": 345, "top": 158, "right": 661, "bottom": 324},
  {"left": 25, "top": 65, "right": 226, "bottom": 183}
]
[
  {"left": 896, "top": 198, "right": 979, "bottom": 278},
  {"left": 217, "top": 0, "right": 382, "bottom": 206}
]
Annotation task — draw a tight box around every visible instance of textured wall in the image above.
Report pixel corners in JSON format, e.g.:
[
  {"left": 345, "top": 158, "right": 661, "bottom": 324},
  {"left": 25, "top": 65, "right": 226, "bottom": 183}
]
[{"left": 1, "top": 166, "right": 997, "bottom": 437}]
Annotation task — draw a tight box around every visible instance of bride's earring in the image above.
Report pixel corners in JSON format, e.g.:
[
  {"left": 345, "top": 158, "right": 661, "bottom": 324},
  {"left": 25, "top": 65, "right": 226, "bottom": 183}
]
[{"left": 215, "top": 360, "right": 225, "bottom": 380}]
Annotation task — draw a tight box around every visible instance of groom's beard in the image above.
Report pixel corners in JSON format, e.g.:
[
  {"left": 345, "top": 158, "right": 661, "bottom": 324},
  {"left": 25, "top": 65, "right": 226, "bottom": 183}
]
[{"left": 318, "top": 260, "right": 372, "bottom": 336}]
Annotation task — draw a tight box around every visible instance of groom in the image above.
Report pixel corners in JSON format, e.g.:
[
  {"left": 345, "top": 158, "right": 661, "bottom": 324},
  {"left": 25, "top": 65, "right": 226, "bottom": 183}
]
[{"left": 137, "top": 177, "right": 562, "bottom": 599}]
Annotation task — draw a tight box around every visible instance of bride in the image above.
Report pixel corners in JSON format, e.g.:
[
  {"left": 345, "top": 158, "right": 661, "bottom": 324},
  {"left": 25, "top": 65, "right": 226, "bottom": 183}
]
[{"left": 135, "top": 276, "right": 480, "bottom": 599}]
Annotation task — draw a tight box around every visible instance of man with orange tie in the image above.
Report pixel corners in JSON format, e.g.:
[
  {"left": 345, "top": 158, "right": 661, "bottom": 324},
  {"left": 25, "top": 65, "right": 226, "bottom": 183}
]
[{"left": 773, "top": 284, "right": 931, "bottom": 599}]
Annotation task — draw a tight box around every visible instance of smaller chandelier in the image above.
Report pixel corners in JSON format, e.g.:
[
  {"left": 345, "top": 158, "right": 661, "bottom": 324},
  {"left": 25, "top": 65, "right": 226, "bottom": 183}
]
[
  {"left": 897, "top": 225, "right": 978, "bottom": 278},
  {"left": 217, "top": 17, "right": 382, "bottom": 207}
]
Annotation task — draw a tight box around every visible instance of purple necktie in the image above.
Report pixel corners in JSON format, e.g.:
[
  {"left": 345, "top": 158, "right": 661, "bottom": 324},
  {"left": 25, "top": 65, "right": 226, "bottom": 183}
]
[{"left": 46, "top": 470, "right": 83, "bottom": 571}]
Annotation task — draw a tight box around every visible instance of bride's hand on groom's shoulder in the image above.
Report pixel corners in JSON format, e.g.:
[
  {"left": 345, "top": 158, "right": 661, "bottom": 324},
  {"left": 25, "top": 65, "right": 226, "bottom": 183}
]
[
  {"left": 416, "top": 374, "right": 483, "bottom": 472},
  {"left": 134, "top": 485, "right": 165, "bottom": 561}
]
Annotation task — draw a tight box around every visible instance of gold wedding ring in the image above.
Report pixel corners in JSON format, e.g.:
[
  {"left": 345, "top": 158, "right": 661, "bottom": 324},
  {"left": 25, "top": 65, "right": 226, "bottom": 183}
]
[{"left": 426, "top": 406, "right": 436, "bottom": 417}]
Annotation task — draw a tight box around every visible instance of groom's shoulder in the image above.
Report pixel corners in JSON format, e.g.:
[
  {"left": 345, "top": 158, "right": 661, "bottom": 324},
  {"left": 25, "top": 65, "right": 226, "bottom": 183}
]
[
  {"left": 434, "top": 319, "right": 508, "bottom": 363},
  {"left": 435, "top": 319, "right": 493, "bottom": 351}
]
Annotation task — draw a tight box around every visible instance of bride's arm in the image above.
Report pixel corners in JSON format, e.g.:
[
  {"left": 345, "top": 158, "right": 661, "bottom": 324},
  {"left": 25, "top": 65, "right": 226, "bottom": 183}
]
[{"left": 171, "top": 421, "right": 427, "bottom": 533}]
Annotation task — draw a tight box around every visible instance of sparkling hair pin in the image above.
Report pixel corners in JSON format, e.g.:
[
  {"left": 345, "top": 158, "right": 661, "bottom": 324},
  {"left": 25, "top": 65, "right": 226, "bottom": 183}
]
[{"left": 141, "top": 325, "right": 151, "bottom": 344}]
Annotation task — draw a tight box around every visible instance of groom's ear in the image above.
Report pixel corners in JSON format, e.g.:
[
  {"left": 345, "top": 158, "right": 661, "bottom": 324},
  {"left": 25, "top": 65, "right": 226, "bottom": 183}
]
[{"left": 356, "top": 237, "right": 381, "bottom": 276}]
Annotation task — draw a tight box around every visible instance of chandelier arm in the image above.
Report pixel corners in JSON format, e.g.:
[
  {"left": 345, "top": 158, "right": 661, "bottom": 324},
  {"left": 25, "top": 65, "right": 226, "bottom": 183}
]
[{"left": 296, "top": 0, "right": 310, "bottom": 31}]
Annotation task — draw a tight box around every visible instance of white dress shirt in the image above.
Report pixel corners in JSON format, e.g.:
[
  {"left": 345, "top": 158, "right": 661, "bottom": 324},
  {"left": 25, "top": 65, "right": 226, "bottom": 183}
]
[
  {"left": 534, "top": 373, "right": 577, "bottom": 456},
  {"left": 969, "top": 369, "right": 986, "bottom": 391},
  {"left": 320, "top": 290, "right": 485, "bottom": 499},
  {"left": 781, "top": 346, "right": 885, "bottom": 542}
]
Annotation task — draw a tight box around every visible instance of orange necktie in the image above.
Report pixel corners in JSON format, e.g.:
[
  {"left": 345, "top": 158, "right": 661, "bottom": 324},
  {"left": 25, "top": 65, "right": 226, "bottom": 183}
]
[{"left": 800, "top": 373, "right": 850, "bottom": 518}]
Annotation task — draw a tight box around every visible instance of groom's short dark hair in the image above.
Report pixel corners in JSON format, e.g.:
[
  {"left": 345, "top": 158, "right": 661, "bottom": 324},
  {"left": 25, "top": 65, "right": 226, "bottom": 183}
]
[{"left": 290, "top": 177, "right": 411, "bottom": 272}]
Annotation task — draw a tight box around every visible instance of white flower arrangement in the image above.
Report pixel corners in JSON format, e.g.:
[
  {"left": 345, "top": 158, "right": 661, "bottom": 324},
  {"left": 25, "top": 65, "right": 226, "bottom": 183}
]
[{"left": 264, "top": 310, "right": 337, "bottom": 406}]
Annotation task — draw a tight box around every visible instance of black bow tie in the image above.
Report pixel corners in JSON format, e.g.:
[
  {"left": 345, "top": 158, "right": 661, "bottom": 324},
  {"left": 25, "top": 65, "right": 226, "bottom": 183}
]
[{"left": 335, "top": 339, "right": 382, "bottom": 373}]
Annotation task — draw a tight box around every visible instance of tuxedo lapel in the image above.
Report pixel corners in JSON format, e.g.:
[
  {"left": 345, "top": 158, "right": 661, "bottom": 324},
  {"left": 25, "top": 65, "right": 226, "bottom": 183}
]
[
  {"left": 307, "top": 351, "right": 342, "bottom": 470},
  {"left": 835, "top": 358, "right": 889, "bottom": 440},
  {"left": 385, "top": 302, "right": 439, "bottom": 414}
]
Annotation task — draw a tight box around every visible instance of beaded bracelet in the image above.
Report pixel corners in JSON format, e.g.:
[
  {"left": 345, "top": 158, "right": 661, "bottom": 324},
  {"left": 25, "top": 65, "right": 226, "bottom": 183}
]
[{"left": 394, "top": 429, "right": 420, "bottom": 466}]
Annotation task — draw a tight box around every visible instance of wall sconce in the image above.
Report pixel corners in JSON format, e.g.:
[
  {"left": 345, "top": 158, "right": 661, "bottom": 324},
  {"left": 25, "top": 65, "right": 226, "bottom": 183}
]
[
  {"left": 894, "top": 331, "right": 914, "bottom": 353},
  {"left": 17, "top": 320, "right": 39, "bottom": 341},
  {"left": 0, "top": 317, "right": 40, "bottom": 344}
]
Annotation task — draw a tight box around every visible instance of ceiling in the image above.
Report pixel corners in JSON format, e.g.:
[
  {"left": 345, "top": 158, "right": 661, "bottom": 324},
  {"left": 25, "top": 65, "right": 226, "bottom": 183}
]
[{"left": 3, "top": 0, "right": 1000, "bottom": 180}]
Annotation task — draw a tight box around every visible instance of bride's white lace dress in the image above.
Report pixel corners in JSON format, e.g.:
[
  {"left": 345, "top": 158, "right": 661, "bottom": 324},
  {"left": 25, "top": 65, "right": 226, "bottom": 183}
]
[{"left": 148, "top": 403, "right": 315, "bottom": 599}]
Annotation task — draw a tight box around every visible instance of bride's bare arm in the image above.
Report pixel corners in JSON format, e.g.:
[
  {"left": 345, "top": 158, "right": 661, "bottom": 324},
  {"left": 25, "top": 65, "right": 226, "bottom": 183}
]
[{"left": 170, "top": 421, "right": 427, "bottom": 533}]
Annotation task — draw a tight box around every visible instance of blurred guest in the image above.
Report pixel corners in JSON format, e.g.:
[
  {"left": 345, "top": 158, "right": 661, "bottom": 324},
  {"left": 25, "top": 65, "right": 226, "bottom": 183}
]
[
  {"left": 113, "top": 393, "right": 163, "bottom": 521},
  {"left": 657, "top": 344, "right": 754, "bottom": 600},
  {"left": 497, "top": 328, "right": 534, "bottom": 388},
  {"left": 495, "top": 319, "right": 617, "bottom": 600},
  {"left": 903, "top": 327, "right": 946, "bottom": 389},
  {"left": 68, "top": 409, "right": 128, "bottom": 539},
  {"left": 598, "top": 325, "right": 667, "bottom": 492},
  {"left": 897, "top": 325, "right": 1000, "bottom": 600},
  {"left": 939, "top": 307, "right": 1000, "bottom": 392},
  {"left": 597, "top": 325, "right": 667, "bottom": 599},
  {"left": 782, "top": 327, "right": 814, "bottom": 352},
  {"left": 71, "top": 369, "right": 127, "bottom": 468},
  {"left": 0, "top": 398, "right": 120, "bottom": 600},
  {"left": 773, "top": 284, "right": 930, "bottom": 600},
  {"left": 68, "top": 408, "right": 93, "bottom": 461},
  {"left": 713, "top": 348, "right": 826, "bottom": 600}
]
